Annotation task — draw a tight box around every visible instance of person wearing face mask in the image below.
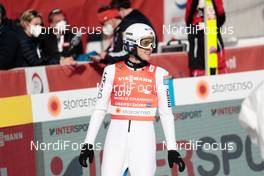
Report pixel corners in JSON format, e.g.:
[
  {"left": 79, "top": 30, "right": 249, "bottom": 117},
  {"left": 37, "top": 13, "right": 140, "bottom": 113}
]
[
  {"left": 12, "top": 9, "right": 75, "bottom": 68},
  {"left": 91, "top": 5, "right": 122, "bottom": 64},
  {"left": 40, "top": 8, "right": 83, "bottom": 64}
]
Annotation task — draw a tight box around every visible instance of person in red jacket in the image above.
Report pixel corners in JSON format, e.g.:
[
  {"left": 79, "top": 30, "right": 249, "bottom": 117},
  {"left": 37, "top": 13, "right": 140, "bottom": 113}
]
[{"left": 185, "top": 0, "right": 226, "bottom": 76}]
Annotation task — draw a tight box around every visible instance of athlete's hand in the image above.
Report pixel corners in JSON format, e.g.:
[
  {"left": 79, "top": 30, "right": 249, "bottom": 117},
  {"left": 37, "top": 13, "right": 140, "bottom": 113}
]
[
  {"left": 79, "top": 143, "right": 94, "bottom": 167},
  {"left": 168, "top": 150, "right": 185, "bottom": 172}
]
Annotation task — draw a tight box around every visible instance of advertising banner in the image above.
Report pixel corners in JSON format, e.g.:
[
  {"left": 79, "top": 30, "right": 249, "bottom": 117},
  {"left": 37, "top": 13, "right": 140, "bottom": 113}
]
[
  {"left": 0, "top": 124, "right": 36, "bottom": 176},
  {"left": 33, "top": 115, "right": 111, "bottom": 176},
  {"left": 155, "top": 100, "right": 264, "bottom": 175},
  {"left": 0, "top": 69, "right": 27, "bottom": 98},
  {"left": 46, "top": 64, "right": 104, "bottom": 92},
  {"left": 172, "top": 70, "right": 264, "bottom": 106},
  {"left": 31, "top": 88, "right": 98, "bottom": 123},
  {"left": 0, "top": 95, "right": 32, "bottom": 128},
  {"left": 31, "top": 99, "right": 264, "bottom": 175},
  {"left": 25, "top": 66, "right": 50, "bottom": 94}
]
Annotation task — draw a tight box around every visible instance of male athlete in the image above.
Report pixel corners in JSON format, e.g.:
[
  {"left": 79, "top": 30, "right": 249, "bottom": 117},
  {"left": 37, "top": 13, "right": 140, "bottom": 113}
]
[{"left": 79, "top": 23, "right": 185, "bottom": 175}]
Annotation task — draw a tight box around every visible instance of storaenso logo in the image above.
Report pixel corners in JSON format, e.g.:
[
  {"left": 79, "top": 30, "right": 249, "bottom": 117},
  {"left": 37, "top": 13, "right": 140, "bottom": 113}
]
[
  {"left": 123, "top": 109, "right": 152, "bottom": 115},
  {"left": 98, "top": 71, "right": 107, "bottom": 99},
  {"left": 0, "top": 131, "right": 23, "bottom": 147},
  {"left": 63, "top": 98, "right": 96, "bottom": 110},
  {"left": 212, "top": 81, "right": 253, "bottom": 94},
  {"left": 49, "top": 123, "right": 89, "bottom": 136}
]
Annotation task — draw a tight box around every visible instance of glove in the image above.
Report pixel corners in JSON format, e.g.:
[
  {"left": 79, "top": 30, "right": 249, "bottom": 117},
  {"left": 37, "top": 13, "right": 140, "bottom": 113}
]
[
  {"left": 79, "top": 143, "right": 94, "bottom": 167},
  {"left": 168, "top": 150, "right": 185, "bottom": 172}
]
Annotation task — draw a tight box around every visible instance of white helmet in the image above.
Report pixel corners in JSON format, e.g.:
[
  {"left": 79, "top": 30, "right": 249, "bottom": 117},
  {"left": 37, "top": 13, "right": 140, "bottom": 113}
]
[{"left": 123, "top": 23, "right": 156, "bottom": 53}]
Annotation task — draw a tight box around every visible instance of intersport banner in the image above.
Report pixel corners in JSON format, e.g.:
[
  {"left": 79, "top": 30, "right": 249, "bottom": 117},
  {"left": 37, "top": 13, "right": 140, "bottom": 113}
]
[{"left": 30, "top": 100, "right": 264, "bottom": 175}]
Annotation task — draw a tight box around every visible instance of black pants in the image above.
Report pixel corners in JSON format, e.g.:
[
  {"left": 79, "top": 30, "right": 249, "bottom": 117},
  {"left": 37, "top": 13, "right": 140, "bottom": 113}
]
[
  {"left": 188, "top": 29, "right": 205, "bottom": 70},
  {"left": 188, "top": 26, "right": 224, "bottom": 70}
]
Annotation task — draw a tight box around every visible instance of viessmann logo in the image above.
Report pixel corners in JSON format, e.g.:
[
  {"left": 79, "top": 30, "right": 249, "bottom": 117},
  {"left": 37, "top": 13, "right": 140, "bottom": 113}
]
[
  {"left": 196, "top": 79, "right": 253, "bottom": 100},
  {"left": 118, "top": 75, "right": 152, "bottom": 83},
  {"left": 0, "top": 131, "right": 23, "bottom": 147}
]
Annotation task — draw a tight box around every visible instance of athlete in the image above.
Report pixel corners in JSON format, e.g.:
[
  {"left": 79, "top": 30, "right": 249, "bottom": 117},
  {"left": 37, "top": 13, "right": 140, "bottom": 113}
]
[{"left": 79, "top": 23, "right": 185, "bottom": 175}]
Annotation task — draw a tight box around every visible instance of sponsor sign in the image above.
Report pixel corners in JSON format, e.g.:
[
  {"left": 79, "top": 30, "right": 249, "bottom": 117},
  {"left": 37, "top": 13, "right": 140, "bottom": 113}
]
[
  {"left": 31, "top": 88, "right": 97, "bottom": 123},
  {"left": 0, "top": 124, "right": 36, "bottom": 176},
  {"left": 31, "top": 99, "right": 264, "bottom": 175},
  {"left": 25, "top": 66, "right": 49, "bottom": 94},
  {"left": 155, "top": 100, "right": 264, "bottom": 175},
  {"left": 0, "top": 95, "right": 33, "bottom": 128},
  {"left": 33, "top": 116, "right": 110, "bottom": 176},
  {"left": 172, "top": 70, "right": 264, "bottom": 105}
]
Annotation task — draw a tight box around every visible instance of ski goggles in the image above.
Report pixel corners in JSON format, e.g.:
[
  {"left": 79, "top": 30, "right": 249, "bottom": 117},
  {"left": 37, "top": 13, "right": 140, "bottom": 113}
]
[{"left": 137, "top": 36, "right": 156, "bottom": 49}]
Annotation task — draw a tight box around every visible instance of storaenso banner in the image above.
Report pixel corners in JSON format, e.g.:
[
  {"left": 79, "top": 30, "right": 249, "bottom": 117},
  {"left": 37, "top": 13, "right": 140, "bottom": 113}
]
[{"left": 31, "top": 99, "right": 264, "bottom": 175}]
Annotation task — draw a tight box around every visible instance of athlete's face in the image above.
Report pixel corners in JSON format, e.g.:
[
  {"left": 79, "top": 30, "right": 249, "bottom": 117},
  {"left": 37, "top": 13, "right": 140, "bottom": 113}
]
[{"left": 137, "top": 47, "right": 153, "bottom": 62}]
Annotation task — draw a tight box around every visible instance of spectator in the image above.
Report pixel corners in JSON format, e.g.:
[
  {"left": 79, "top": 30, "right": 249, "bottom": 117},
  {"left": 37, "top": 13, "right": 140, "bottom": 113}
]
[
  {"left": 91, "top": 5, "right": 122, "bottom": 64},
  {"left": 185, "top": 0, "right": 226, "bottom": 76},
  {"left": 94, "top": 0, "right": 158, "bottom": 64},
  {"left": 13, "top": 9, "right": 76, "bottom": 68},
  {"left": 0, "top": 3, "right": 20, "bottom": 69},
  {"left": 40, "top": 8, "right": 83, "bottom": 63}
]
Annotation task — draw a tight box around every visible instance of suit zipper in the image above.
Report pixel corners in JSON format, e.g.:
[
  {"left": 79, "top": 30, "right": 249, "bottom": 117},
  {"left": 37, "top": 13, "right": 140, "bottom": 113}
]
[{"left": 128, "top": 120, "right": 131, "bottom": 132}]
